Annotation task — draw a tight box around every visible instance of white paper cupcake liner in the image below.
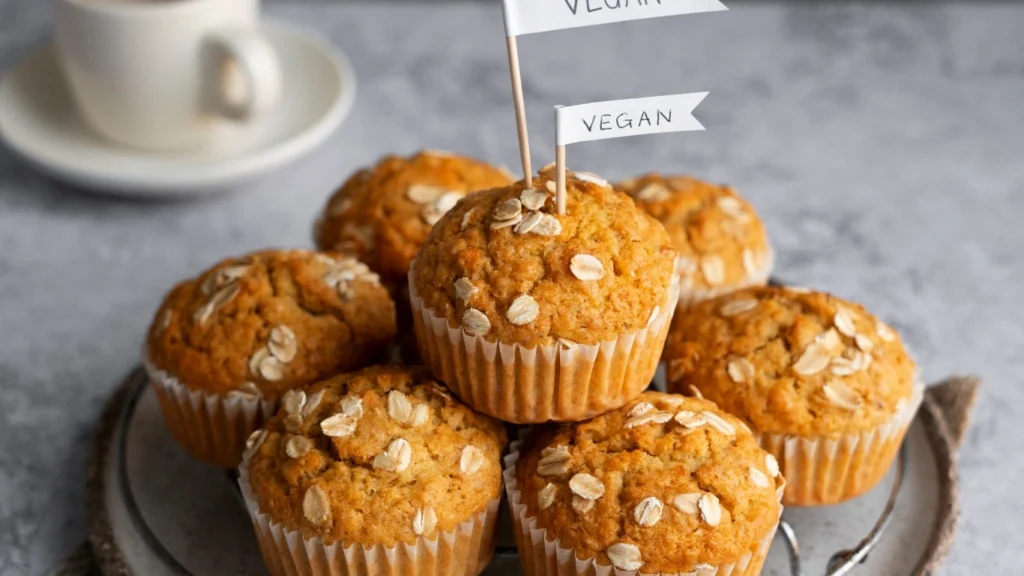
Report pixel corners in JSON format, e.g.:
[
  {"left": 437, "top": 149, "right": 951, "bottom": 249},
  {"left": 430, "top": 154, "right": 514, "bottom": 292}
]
[
  {"left": 409, "top": 265, "right": 681, "bottom": 424},
  {"left": 676, "top": 247, "right": 775, "bottom": 311},
  {"left": 144, "top": 356, "right": 275, "bottom": 468},
  {"left": 759, "top": 381, "right": 925, "bottom": 506},
  {"left": 238, "top": 454, "right": 500, "bottom": 576},
  {"left": 503, "top": 438, "right": 780, "bottom": 576}
]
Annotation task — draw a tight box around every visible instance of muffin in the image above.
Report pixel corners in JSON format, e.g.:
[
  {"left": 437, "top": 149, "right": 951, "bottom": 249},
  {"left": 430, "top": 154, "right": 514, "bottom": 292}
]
[
  {"left": 144, "top": 250, "right": 397, "bottom": 467},
  {"left": 616, "top": 174, "right": 773, "bottom": 309},
  {"left": 313, "top": 150, "right": 514, "bottom": 360},
  {"left": 664, "top": 286, "right": 923, "bottom": 505},
  {"left": 410, "top": 169, "right": 680, "bottom": 423},
  {"left": 505, "top": 391, "right": 783, "bottom": 576},
  {"left": 238, "top": 365, "right": 507, "bottom": 576}
]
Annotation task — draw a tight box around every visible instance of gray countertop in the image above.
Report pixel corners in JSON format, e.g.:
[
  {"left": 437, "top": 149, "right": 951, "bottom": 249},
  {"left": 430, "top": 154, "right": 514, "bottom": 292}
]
[{"left": 1, "top": 1, "right": 1022, "bottom": 574}]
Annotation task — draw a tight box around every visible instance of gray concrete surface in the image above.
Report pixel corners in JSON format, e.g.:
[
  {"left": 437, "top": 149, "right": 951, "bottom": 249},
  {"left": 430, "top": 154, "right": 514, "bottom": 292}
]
[{"left": 1, "top": 1, "right": 1022, "bottom": 574}]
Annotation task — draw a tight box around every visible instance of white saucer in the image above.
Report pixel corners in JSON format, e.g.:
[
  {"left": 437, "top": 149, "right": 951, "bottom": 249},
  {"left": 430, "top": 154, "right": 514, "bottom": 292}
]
[{"left": 0, "top": 21, "right": 356, "bottom": 196}]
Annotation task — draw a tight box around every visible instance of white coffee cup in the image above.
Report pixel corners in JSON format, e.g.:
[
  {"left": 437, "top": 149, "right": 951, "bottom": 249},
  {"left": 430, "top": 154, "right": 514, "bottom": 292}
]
[{"left": 55, "top": 0, "right": 282, "bottom": 151}]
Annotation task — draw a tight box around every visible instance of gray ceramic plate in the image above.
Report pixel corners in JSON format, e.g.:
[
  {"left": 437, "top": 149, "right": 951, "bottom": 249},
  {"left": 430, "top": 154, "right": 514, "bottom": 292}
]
[{"left": 87, "top": 369, "right": 975, "bottom": 576}]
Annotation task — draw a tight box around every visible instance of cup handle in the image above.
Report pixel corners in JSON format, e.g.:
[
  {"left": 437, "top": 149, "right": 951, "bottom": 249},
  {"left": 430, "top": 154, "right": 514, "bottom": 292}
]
[{"left": 207, "top": 29, "right": 282, "bottom": 121}]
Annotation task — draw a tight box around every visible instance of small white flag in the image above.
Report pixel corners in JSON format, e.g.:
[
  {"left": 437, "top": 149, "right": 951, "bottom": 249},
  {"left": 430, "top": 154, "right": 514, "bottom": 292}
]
[
  {"left": 555, "top": 92, "right": 708, "bottom": 145},
  {"left": 502, "top": 0, "right": 727, "bottom": 37}
]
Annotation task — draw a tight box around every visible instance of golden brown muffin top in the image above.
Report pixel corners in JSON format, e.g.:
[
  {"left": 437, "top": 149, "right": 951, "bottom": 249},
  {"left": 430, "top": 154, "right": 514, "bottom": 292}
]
[
  {"left": 412, "top": 169, "right": 677, "bottom": 347},
  {"left": 664, "top": 286, "right": 917, "bottom": 437},
  {"left": 616, "top": 174, "right": 772, "bottom": 296},
  {"left": 244, "top": 365, "right": 507, "bottom": 546},
  {"left": 514, "top": 392, "right": 782, "bottom": 573},
  {"left": 146, "top": 250, "right": 397, "bottom": 399},
  {"left": 313, "top": 150, "right": 514, "bottom": 287}
]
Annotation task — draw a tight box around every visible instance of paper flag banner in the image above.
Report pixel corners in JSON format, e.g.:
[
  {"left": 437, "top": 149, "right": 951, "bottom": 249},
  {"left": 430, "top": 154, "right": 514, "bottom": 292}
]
[
  {"left": 555, "top": 92, "right": 708, "bottom": 145},
  {"left": 503, "top": 0, "right": 727, "bottom": 37}
]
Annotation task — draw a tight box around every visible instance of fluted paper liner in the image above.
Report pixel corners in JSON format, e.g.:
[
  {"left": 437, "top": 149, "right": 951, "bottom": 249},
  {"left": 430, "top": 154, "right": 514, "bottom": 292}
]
[
  {"left": 503, "top": 439, "right": 780, "bottom": 576},
  {"left": 144, "top": 356, "right": 274, "bottom": 468},
  {"left": 237, "top": 454, "right": 500, "bottom": 576},
  {"left": 409, "top": 266, "right": 681, "bottom": 423},
  {"left": 760, "top": 381, "right": 925, "bottom": 506},
  {"left": 676, "top": 248, "right": 775, "bottom": 311}
]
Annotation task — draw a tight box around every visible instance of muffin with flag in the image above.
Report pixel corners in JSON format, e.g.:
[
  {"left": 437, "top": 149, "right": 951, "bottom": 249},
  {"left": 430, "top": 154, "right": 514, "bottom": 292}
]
[{"left": 409, "top": 166, "right": 679, "bottom": 423}]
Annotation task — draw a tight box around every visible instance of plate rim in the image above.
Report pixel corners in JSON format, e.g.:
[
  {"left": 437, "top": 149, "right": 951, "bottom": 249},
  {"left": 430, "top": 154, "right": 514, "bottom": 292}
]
[{"left": 0, "top": 19, "right": 357, "bottom": 196}]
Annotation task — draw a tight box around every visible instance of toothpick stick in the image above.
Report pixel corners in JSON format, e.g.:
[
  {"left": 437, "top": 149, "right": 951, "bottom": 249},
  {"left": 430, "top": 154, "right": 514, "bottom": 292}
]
[
  {"left": 505, "top": 36, "right": 532, "bottom": 187},
  {"left": 555, "top": 144, "right": 566, "bottom": 215}
]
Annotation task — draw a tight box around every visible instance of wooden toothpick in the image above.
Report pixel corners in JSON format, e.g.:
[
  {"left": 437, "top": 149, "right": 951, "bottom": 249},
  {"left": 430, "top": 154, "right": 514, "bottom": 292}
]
[
  {"left": 555, "top": 144, "right": 567, "bottom": 215},
  {"left": 505, "top": 36, "right": 532, "bottom": 187}
]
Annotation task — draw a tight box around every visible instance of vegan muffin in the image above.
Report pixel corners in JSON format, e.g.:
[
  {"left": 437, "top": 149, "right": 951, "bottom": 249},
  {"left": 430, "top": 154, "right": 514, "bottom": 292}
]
[
  {"left": 145, "top": 249, "right": 397, "bottom": 467},
  {"left": 505, "top": 391, "right": 783, "bottom": 575},
  {"left": 239, "top": 365, "right": 507, "bottom": 576},
  {"left": 616, "top": 174, "right": 773, "bottom": 308},
  {"left": 313, "top": 150, "right": 514, "bottom": 360},
  {"left": 410, "top": 168, "right": 679, "bottom": 423},
  {"left": 664, "top": 286, "right": 922, "bottom": 505}
]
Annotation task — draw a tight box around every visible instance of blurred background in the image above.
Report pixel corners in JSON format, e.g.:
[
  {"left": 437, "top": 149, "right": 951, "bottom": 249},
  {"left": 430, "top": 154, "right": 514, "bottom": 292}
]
[{"left": 1, "top": 0, "right": 1022, "bottom": 575}]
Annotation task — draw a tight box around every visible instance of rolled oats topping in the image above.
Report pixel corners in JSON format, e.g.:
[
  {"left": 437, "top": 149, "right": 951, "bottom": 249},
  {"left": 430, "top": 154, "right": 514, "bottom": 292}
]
[
  {"left": 720, "top": 298, "right": 757, "bottom": 317},
  {"left": 373, "top": 438, "right": 413, "bottom": 472},
  {"left": 702, "top": 411, "right": 736, "bottom": 436},
  {"left": 387, "top": 390, "right": 413, "bottom": 423},
  {"left": 698, "top": 492, "right": 722, "bottom": 526},
  {"left": 537, "top": 445, "right": 571, "bottom": 476},
  {"left": 606, "top": 543, "right": 643, "bottom": 571},
  {"left": 876, "top": 321, "right": 896, "bottom": 342},
  {"left": 823, "top": 381, "right": 862, "bottom": 410},
  {"left": 569, "top": 473, "right": 605, "bottom": 500},
  {"left": 245, "top": 429, "right": 267, "bottom": 452},
  {"left": 303, "top": 485, "right": 331, "bottom": 526},
  {"left": 530, "top": 213, "right": 563, "bottom": 236},
  {"left": 282, "top": 390, "right": 307, "bottom": 416},
  {"left": 412, "top": 506, "right": 438, "bottom": 536},
  {"left": 701, "top": 255, "right": 725, "bottom": 285},
  {"left": 493, "top": 198, "right": 522, "bottom": 221},
  {"left": 625, "top": 410, "right": 673, "bottom": 429},
  {"left": 268, "top": 325, "right": 297, "bottom": 363},
  {"left": 454, "top": 277, "right": 478, "bottom": 303},
  {"left": 339, "top": 396, "right": 364, "bottom": 419},
  {"left": 506, "top": 294, "right": 539, "bottom": 325},
  {"left": 569, "top": 254, "right": 605, "bottom": 281},
  {"left": 489, "top": 213, "right": 522, "bottom": 230},
  {"left": 574, "top": 171, "right": 608, "bottom": 188},
  {"left": 671, "top": 493, "right": 701, "bottom": 515},
  {"left": 726, "top": 358, "right": 755, "bottom": 384},
  {"left": 572, "top": 495, "right": 596, "bottom": 514},
  {"left": 461, "top": 308, "right": 491, "bottom": 336},
  {"left": 514, "top": 211, "right": 543, "bottom": 234},
  {"left": 285, "top": 435, "right": 314, "bottom": 458},
  {"left": 749, "top": 467, "right": 770, "bottom": 488},
  {"left": 538, "top": 483, "right": 558, "bottom": 510},
  {"left": 320, "top": 412, "right": 358, "bottom": 438},
  {"left": 834, "top": 307, "right": 857, "bottom": 337},
  {"left": 634, "top": 497, "right": 664, "bottom": 527},
  {"left": 520, "top": 188, "right": 549, "bottom": 211},
  {"left": 407, "top": 184, "right": 447, "bottom": 204},
  {"left": 628, "top": 402, "right": 655, "bottom": 417},
  {"left": 459, "top": 445, "right": 485, "bottom": 475},
  {"left": 409, "top": 404, "right": 430, "bottom": 427},
  {"left": 636, "top": 182, "right": 671, "bottom": 202}
]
